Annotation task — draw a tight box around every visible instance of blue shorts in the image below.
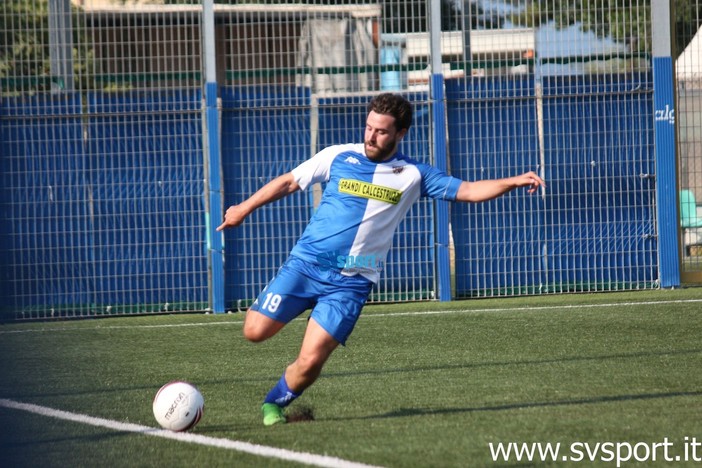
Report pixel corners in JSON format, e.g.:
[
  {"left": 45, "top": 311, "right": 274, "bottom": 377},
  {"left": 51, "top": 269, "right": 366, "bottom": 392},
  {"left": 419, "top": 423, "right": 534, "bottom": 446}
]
[{"left": 250, "top": 255, "right": 374, "bottom": 345}]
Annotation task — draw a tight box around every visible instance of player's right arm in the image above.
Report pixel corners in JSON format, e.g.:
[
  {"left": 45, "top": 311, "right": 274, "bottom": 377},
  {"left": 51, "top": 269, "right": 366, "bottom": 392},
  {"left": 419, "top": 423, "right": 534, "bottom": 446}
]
[{"left": 216, "top": 172, "right": 300, "bottom": 231}]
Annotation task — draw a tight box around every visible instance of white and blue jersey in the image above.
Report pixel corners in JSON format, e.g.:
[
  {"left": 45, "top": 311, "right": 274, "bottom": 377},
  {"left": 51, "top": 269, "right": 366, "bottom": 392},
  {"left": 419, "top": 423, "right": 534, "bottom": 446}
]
[{"left": 290, "top": 143, "right": 462, "bottom": 283}]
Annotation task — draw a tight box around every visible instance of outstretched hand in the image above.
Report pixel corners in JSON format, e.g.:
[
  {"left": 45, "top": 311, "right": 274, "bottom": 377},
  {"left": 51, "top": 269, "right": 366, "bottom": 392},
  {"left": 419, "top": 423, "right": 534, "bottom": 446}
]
[
  {"left": 514, "top": 171, "right": 545, "bottom": 194},
  {"left": 216, "top": 204, "right": 248, "bottom": 231}
]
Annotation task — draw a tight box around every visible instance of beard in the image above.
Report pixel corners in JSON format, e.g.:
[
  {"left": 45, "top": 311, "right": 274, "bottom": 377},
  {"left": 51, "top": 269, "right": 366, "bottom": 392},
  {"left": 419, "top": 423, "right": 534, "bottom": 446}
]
[{"left": 364, "top": 139, "right": 397, "bottom": 162}]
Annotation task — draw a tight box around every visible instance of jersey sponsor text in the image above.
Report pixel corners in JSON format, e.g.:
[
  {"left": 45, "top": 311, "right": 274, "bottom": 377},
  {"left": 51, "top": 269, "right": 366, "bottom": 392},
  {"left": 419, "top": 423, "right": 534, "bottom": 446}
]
[{"left": 338, "top": 178, "right": 402, "bottom": 204}]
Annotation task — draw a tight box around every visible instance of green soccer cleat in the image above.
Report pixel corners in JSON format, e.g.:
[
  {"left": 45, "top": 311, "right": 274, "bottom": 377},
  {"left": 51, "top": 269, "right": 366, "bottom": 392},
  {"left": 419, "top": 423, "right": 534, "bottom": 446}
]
[{"left": 261, "top": 403, "right": 287, "bottom": 426}]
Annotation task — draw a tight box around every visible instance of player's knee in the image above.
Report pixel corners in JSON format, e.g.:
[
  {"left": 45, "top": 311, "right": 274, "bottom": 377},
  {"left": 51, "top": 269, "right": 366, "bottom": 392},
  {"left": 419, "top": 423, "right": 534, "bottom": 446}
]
[
  {"left": 242, "top": 328, "right": 264, "bottom": 343},
  {"left": 242, "top": 309, "right": 281, "bottom": 343},
  {"left": 242, "top": 321, "right": 268, "bottom": 342}
]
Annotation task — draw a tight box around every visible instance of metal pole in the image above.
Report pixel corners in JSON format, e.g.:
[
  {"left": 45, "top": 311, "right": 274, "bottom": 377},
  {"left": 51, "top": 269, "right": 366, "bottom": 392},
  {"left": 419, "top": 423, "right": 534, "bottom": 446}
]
[
  {"left": 202, "top": 0, "right": 225, "bottom": 312},
  {"left": 48, "top": 0, "right": 74, "bottom": 92},
  {"left": 429, "top": 0, "right": 451, "bottom": 301},
  {"left": 651, "top": 0, "right": 681, "bottom": 288},
  {"left": 462, "top": 0, "right": 472, "bottom": 76}
]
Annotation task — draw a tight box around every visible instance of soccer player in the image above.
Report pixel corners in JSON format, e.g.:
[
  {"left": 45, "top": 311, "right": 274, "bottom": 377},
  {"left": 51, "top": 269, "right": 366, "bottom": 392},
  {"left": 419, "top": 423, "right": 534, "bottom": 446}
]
[{"left": 217, "top": 93, "right": 544, "bottom": 426}]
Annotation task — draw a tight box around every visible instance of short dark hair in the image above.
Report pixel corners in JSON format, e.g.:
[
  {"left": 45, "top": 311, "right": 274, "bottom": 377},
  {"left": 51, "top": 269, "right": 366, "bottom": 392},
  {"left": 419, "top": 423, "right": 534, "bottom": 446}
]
[{"left": 367, "top": 93, "right": 413, "bottom": 131}]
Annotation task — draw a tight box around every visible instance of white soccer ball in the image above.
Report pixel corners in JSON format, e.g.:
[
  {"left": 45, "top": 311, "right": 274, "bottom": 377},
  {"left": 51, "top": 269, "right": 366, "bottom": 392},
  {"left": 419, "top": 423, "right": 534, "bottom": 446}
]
[{"left": 152, "top": 381, "right": 204, "bottom": 432}]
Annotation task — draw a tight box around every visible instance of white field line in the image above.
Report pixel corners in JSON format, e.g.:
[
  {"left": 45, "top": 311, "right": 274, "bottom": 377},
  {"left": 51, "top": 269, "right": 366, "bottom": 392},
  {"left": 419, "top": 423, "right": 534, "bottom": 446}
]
[
  {"left": 0, "top": 398, "right": 382, "bottom": 468},
  {"left": 362, "top": 298, "right": 702, "bottom": 318},
  {"left": 0, "top": 320, "right": 244, "bottom": 334},
  {"left": 2, "top": 298, "right": 702, "bottom": 334}
]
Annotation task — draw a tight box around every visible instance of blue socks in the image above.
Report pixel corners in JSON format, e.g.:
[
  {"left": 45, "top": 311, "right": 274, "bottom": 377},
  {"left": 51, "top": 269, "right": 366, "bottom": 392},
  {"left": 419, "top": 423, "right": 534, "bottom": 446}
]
[{"left": 264, "top": 372, "right": 301, "bottom": 407}]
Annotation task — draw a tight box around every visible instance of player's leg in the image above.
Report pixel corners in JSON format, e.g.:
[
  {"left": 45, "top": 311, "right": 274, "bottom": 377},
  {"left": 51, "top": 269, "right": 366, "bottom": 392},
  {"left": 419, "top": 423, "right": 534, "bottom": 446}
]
[
  {"left": 285, "top": 317, "right": 340, "bottom": 392},
  {"left": 261, "top": 272, "right": 373, "bottom": 426},
  {"left": 261, "top": 318, "right": 339, "bottom": 426},
  {"left": 242, "top": 309, "right": 286, "bottom": 342}
]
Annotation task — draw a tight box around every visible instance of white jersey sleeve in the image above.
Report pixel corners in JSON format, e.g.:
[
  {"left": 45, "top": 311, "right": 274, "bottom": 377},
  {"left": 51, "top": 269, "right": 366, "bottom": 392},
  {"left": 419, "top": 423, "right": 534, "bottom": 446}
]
[{"left": 291, "top": 143, "right": 362, "bottom": 191}]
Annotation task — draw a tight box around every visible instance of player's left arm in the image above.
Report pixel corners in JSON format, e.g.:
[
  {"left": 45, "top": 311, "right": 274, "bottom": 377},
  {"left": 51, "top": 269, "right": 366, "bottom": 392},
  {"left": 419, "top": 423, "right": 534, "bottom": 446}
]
[
  {"left": 216, "top": 172, "right": 300, "bottom": 231},
  {"left": 454, "top": 171, "right": 545, "bottom": 203}
]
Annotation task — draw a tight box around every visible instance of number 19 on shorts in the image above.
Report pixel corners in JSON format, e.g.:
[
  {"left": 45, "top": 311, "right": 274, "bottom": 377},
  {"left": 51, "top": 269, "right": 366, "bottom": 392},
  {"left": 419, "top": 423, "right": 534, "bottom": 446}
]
[{"left": 261, "top": 293, "right": 282, "bottom": 313}]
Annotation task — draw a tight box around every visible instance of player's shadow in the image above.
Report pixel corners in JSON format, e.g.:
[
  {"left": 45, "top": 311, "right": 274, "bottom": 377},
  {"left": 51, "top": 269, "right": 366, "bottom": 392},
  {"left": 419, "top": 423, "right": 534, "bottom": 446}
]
[
  {"left": 322, "top": 347, "right": 702, "bottom": 380},
  {"left": 320, "top": 347, "right": 702, "bottom": 422},
  {"left": 327, "top": 389, "right": 702, "bottom": 422}
]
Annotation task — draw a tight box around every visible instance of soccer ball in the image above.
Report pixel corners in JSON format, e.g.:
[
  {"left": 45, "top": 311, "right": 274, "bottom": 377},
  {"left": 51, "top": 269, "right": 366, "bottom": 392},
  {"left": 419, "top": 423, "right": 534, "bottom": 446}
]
[{"left": 152, "top": 381, "right": 204, "bottom": 432}]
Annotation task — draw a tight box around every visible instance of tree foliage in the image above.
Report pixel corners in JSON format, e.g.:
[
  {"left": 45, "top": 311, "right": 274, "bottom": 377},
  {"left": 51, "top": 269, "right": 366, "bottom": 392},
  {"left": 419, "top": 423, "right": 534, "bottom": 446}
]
[
  {"left": 510, "top": 0, "right": 700, "bottom": 57},
  {"left": 1, "top": 0, "right": 93, "bottom": 93},
  {"left": 0, "top": 0, "right": 50, "bottom": 85}
]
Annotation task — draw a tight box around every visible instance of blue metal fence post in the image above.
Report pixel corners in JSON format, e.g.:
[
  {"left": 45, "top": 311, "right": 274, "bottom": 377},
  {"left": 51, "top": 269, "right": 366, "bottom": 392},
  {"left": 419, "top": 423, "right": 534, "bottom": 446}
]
[
  {"left": 203, "top": 0, "right": 225, "bottom": 312},
  {"left": 431, "top": 75, "right": 452, "bottom": 302},
  {"left": 429, "top": 0, "right": 451, "bottom": 301},
  {"left": 652, "top": 0, "right": 681, "bottom": 288}
]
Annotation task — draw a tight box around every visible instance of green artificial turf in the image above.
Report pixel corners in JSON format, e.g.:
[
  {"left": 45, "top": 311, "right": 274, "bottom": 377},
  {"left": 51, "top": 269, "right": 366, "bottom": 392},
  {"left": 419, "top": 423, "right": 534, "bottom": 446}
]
[{"left": 1, "top": 288, "right": 701, "bottom": 467}]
